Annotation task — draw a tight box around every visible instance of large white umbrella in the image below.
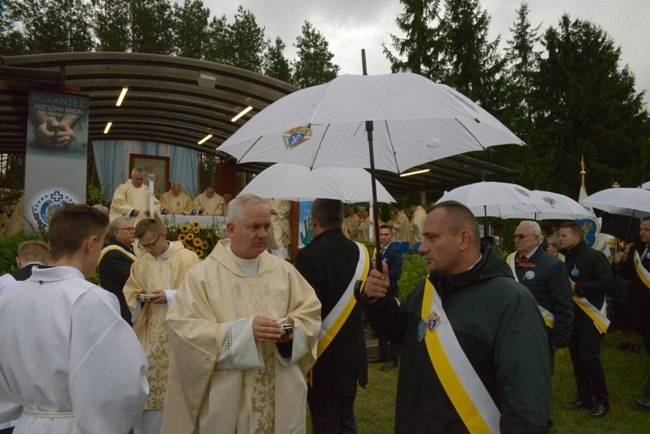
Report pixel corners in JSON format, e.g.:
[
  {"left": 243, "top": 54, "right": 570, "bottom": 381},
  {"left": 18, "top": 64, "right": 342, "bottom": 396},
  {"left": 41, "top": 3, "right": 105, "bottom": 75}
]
[
  {"left": 581, "top": 188, "right": 650, "bottom": 216},
  {"left": 238, "top": 164, "right": 396, "bottom": 204},
  {"left": 500, "top": 190, "right": 595, "bottom": 220},
  {"left": 641, "top": 180, "right": 650, "bottom": 190},
  {"left": 219, "top": 73, "right": 524, "bottom": 266}
]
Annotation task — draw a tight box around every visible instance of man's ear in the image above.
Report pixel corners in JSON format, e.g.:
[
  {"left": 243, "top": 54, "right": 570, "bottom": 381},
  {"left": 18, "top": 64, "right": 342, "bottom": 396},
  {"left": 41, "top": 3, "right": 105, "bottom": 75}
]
[
  {"left": 84, "top": 234, "right": 98, "bottom": 252},
  {"left": 458, "top": 229, "right": 472, "bottom": 251}
]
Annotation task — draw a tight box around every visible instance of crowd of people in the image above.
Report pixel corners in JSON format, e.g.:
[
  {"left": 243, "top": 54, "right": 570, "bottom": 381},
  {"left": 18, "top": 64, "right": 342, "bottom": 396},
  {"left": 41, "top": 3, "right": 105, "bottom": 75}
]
[{"left": 0, "top": 179, "right": 649, "bottom": 433}]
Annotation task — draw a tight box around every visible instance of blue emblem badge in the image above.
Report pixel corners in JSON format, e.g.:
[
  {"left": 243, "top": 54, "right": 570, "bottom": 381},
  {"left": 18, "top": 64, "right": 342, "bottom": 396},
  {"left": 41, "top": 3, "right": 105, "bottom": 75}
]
[
  {"left": 646, "top": 252, "right": 650, "bottom": 260},
  {"left": 571, "top": 267, "right": 580, "bottom": 278},
  {"left": 524, "top": 270, "right": 535, "bottom": 280},
  {"left": 427, "top": 312, "right": 441, "bottom": 332},
  {"left": 282, "top": 125, "right": 312, "bottom": 150},
  {"left": 31, "top": 189, "right": 76, "bottom": 231},
  {"left": 417, "top": 320, "right": 426, "bottom": 342}
]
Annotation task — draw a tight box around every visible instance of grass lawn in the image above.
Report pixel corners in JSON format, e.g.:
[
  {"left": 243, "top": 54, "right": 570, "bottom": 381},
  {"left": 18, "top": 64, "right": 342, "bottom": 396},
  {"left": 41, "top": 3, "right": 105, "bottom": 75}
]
[{"left": 308, "top": 332, "right": 650, "bottom": 433}]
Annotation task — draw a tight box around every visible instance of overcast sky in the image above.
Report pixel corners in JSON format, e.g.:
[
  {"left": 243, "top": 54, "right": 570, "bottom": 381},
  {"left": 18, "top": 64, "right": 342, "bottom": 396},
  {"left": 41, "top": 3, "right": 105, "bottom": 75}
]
[{"left": 200, "top": 0, "right": 649, "bottom": 106}]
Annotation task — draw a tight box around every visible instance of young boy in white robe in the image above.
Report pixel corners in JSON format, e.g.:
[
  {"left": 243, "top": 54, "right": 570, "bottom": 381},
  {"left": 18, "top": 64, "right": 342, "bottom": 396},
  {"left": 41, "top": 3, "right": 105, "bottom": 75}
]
[{"left": 0, "top": 204, "right": 149, "bottom": 434}]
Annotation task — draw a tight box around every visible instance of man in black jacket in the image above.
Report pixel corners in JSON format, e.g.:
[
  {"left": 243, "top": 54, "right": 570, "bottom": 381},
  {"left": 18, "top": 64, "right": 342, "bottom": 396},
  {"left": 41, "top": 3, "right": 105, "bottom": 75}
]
[
  {"left": 558, "top": 222, "right": 614, "bottom": 417},
  {"left": 363, "top": 201, "right": 552, "bottom": 433},
  {"left": 0, "top": 240, "right": 49, "bottom": 300},
  {"left": 98, "top": 216, "right": 137, "bottom": 324},
  {"left": 614, "top": 216, "right": 650, "bottom": 410},
  {"left": 509, "top": 221, "right": 573, "bottom": 361},
  {"left": 295, "top": 199, "right": 368, "bottom": 434}
]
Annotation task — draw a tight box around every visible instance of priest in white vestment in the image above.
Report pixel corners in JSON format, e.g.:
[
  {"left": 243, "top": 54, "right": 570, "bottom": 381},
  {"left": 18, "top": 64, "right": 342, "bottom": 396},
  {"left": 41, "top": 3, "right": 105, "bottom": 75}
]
[
  {"left": 265, "top": 198, "right": 291, "bottom": 260},
  {"left": 160, "top": 183, "right": 193, "bottom": 215},
  {"left": 123, "top": 219, "right": 201, "bottom": 434},
  {"left": 109, "top": 168, "right": 161, "bottom": 225},
  {"left": 193, "top": 186, "right": 225, "bottom": 216},
  {"left": 341, "top": 207, "right": 361, "bottom": 241},
  {"left": 161, "top": 194, "right": 321, "bottom": 434},
  {"left": 409, "top": 204, "right": 427, "bottom": 244},
  {"left": 0, "top": 205, "right": 148, "bottom": 434},
  {"left": 391, "top": 204, "right": 411, "bottom": 244}
]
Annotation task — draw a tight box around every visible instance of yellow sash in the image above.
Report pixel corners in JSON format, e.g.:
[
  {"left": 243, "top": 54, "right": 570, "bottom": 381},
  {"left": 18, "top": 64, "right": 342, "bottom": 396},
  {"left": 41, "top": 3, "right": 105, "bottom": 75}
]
[
  {"left": 573, "top": 295, "right": 609, "bottom": 334},
  {"left": 423, "top": 278, "right": 500, "bottom": 433},
  {"left": 634, "top": 251, "right": 650, "bottom": 289},
  {"left": 317, "top": 242, "right": 370, "bottom": 357},
  {"left": 506, "top": 253, "right": 554, "bottom": 328},
  {"left": 557, "top": 253, "right": 565, "bottom": 262},
  {"left": 98, "top": 244, "right": 137, "bottom": 263}
]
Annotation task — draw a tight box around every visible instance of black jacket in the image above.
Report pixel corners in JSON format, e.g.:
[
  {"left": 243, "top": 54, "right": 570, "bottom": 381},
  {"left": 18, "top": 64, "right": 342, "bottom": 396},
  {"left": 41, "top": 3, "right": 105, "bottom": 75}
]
[
  {"left": 295, "top": 228, "right": 368, "bottom": 398},
  {"left": 365, "top": 243, "right": 552, "bottom": 434},
  {"left": 559, "top": 241, "right": 614, "bottom": 331},
  {"left": 616, "top": 241, "right": 650, "bottom": 330},
  {"left": 98, "top": 237, "right": 135, "bottom": 324},
  {"left": 513, "top": 248, "right": 573, "bottom": 348},
  {"left": 374, "top": 242, "right": 404, "bottom": 298}
]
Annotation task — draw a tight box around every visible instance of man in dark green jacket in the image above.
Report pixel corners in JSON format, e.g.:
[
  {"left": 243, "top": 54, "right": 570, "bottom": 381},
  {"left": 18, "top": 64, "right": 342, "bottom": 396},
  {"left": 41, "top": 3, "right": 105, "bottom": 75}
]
[{"left": 363, "top": 201, "right": 552, "bottom": 433}]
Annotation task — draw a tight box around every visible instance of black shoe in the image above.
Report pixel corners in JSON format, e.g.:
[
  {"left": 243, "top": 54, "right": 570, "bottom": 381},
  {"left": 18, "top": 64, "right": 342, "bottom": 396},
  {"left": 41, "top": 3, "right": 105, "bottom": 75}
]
[
  {"left": 634, "top": 396, "right": 650, "bottom": 410},
  {"left": 564, "top": 400, "right": 591, "bottom": 410},
  {"left": 369, "top": 355, "right": 387, "bottom": 364},
  {"left": 589, "top": 403, "right": 608, "bottom": 417},
  {"left": 380, "top": 360, "right": 398, "bottom": 371},
  {"left": 618, "top": 342, "right": 630, "bottom": 351},
  {"left": 629, "top": 344, "right": 641, "bottom": 353}
]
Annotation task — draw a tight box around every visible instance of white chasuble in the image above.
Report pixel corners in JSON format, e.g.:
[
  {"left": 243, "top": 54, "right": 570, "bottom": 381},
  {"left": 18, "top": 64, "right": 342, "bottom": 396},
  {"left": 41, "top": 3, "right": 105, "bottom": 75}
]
[
  {"left": 123, "top": 242, "right": 200, "bottom": 411},
  {"left": 109, "top": 181, "right": 161, "bottom": 224},
  {"left": 161, "top": 240, "right": 321, "bottom": 434}
]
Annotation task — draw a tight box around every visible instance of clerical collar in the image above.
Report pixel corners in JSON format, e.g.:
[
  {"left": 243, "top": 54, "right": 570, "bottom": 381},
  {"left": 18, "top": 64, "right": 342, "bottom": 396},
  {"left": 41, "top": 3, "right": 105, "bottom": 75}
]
[
  {"left": 156, "top": 241, "right": 172, "bottom": 260},
  {"left": 226, "top": 245, "right": 259, "bottom": 278}
]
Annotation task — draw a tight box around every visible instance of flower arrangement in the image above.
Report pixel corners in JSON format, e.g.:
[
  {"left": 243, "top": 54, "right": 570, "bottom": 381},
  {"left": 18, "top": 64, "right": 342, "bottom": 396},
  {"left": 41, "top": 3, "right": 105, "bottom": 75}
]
[{"left": 166, "top": 217, "right": 221, "bottom": 259}]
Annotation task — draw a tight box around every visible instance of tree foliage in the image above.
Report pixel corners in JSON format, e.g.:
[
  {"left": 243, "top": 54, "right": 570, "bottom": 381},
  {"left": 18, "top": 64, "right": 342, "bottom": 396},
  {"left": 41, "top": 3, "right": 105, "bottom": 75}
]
[
  {"left": 0, "top": 1, "right": 27, "bottom": 56},
  {"left": 265, "top": 37, "right": 292, "bottom": 82},
  {"left": 171, "top": 0, "right": 210, "bottom": 59},
  {"left": 292, "top": 21, "right": 340, "bottom": 88}
]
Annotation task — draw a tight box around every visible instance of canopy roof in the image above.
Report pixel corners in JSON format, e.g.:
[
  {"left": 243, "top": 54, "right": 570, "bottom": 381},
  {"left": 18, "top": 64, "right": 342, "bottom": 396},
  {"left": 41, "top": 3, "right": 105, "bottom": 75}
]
[{"left": 0, "top": 52, "right": 517, "bottom": 195}]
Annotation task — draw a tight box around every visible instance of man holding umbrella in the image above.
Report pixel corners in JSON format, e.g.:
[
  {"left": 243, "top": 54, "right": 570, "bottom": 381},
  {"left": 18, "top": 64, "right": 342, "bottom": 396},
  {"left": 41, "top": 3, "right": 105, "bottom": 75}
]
[{"left": 614, "top": 216, "right": 650, "bottom": 410}]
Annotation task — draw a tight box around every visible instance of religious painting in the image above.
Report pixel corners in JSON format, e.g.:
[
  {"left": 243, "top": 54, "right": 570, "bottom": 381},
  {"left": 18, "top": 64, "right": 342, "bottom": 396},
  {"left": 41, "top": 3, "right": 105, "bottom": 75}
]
[{"left": 129, "top": 154, "right": 170, "bottom": 198}]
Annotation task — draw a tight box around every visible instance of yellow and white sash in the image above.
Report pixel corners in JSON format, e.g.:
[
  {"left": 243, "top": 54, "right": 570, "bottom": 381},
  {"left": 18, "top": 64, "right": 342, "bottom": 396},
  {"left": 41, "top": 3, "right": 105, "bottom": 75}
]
[
  {"left": 634, "top": 251, "right": 650, "bottom": 289},
  {"left": 557, "top": 253, "right": 565, "bottom": 262},
  {"left": 506, "top": 253, "right": 554, "bottom": 329},
  {"left": 573, "top": 295, "right": 609, "bottom": 334},
  {"left": 422, "top": 278, "right": 500, "bottom": 433},
  {"left": 98, "top": 244, "right": 137, "bottom": 263},
  {"left": 317, "top": 242, "right": 370, "bottom": 357}
]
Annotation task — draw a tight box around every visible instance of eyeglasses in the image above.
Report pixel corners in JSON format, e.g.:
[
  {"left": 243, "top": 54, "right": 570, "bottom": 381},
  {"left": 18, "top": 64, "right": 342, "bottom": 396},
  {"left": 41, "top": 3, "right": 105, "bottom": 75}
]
[
  {"left": 118, "top": 227, "right": 136, "bottom": 233},
  {"left": 513, "top": 234, "right": 535, "bottom": 240},
  {"left": 138, "top": 232, "right": 162, "bottom": 250}
]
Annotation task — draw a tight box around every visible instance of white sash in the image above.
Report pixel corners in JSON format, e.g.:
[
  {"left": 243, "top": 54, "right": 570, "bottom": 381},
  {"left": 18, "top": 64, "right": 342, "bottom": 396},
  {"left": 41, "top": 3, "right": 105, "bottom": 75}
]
[
  {"left": 633, "top": 251, "right": 650, "bottom": 289},
  {"left": 317, "top": 242, "right": 369, "bottom": 357},
  {"left": 99, "top": 244, "right": 137, "bottom": 263},
  {"left": 423, "top": 278, "right": 500, "bottom": 433},
  {"left": 573, "top": 295, "right": 609, "bottom": 334},
  {"left": 506, "top": 253, "right": 554, "bottom": 328}
]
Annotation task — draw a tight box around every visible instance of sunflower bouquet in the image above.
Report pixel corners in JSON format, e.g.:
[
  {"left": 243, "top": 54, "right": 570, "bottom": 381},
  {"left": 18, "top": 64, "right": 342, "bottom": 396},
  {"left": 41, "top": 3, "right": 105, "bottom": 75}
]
[{"left": 166, "top": 217, "right": 220, "bottom": 259}]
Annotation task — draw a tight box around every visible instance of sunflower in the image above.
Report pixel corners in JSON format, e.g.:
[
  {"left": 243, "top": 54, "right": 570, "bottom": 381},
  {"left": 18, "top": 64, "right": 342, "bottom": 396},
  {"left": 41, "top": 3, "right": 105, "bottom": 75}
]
[
  {"left": 186, "top": 233, "right": 194, "bottom": 240},
  {"left": 205, "top": 232, "right": 213, "bottom": 239},
  {"left": 178, "top": 234, "right": 187, "bottom": 242},
  {"left": 179, "top": 224, "right": 190, "bottom": 234},
  {"left": 192, "top": 221, "right": 201, "bottom": 228},
  {"left": 202, "top": 241, "right": 209, "bottom": 249},
  {"left": 195, "top": 249, "right": 204, "bottom": 258},
  {"left": 193, "top": 238, "right": 202, "bottom": 247},
  {"left": 193, "top": 226, "right": 200, "bottom": 234}
]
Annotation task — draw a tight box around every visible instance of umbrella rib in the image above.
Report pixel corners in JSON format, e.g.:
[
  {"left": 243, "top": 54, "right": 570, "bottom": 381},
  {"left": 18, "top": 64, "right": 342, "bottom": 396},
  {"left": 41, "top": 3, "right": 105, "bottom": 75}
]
[
  {"left": 455, "top": 118, "right": 485, "bottom": 149},
  {"left": 236, "top": 135, "right": 263, "bottom": 163},
  {"left": 309, "top": 123, "right": 331, "bottom": 170},
  {"left": 383, "top": 120, "right": 402, "bottom": 173}
]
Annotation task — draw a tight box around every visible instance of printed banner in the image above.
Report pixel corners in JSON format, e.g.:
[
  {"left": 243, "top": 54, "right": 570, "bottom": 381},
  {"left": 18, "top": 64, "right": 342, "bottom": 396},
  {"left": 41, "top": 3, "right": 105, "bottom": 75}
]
[
  {"left": 298, "top": 201, "right": 314, "bottom": 248},
  {"left": 25, "top": 90, "right": 89, "bottom": 232}
]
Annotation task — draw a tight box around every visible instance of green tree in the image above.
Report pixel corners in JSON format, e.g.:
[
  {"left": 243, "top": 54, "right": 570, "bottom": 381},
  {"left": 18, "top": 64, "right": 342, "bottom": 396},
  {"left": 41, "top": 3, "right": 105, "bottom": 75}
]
[
  {"left": 21, "top": 0, "right": 95, "bottom": 53},
  {"left": 92, "top": 0, "right": 130, "bottom": 51},
  {"left": 225, "top": 6, "right": 268, "bottom": 72},
  {"left": 383, "top": 0, "right": 444, "bottom": 79},
  {"left": 172, "top": 0, "right": 211, "bottom": 58},
  {"left": 204, "top": 14, "right": 230, "bottom": 63},
  {"left": 264, "top": 37, "right": 292, "bottom": 82},
  {"left": 531, "top": 14, "right": 650, "bottom": 194},
  {"left": 292, "top": 21, "right": 340, "bottom": 88},
  {"left": 0, "top": 1, "right": 27, "bottom": 55}
]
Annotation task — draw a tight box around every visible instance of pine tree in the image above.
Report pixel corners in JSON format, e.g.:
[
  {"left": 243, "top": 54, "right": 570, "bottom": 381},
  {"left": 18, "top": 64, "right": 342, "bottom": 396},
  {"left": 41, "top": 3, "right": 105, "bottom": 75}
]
[
  {"left": 0, "top": 1, "right": 27, "bottom": 55},
  {"left": 172, "top": 0, "right": 210, "bottom": 59},
  {"left": 264, "top": 37, "right": 292, "bottom": 82},
  {"left": 292, "top": 21, "right": 339, "bottom": 88},
  {"left": 22, "top": 0, "right": 95, "bottom": 53}
]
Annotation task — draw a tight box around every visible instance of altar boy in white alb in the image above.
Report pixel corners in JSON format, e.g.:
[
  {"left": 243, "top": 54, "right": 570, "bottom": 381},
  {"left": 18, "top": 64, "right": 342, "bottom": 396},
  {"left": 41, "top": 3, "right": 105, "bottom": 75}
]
[{"left": 0, "top": 204, "right": 149, "bottom": 434}]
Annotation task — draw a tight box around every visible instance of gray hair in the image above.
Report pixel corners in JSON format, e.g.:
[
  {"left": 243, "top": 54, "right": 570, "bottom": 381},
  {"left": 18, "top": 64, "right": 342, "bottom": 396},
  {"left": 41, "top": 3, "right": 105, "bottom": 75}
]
[
  {"left": 131, "top": 167, "right": 145, "bottom": 176},
  {"left": 518, "top": 220, "right": 542, "bottom": 237},
  {"left": 109, "top": 216, "right": 131, "bottom": 234},
  {"left": 227, "top": 194, "right": 269, "bottom": 224}
]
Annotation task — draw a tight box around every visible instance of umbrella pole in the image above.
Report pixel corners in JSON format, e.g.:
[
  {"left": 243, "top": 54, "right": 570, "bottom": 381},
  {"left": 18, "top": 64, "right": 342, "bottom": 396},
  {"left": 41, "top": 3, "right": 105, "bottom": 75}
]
[
  {"left": 483, "top": 205, "right": 489, "bottom": 239},
  {"left": 625, "top": 210, "right": 636, "bottom": 241}
]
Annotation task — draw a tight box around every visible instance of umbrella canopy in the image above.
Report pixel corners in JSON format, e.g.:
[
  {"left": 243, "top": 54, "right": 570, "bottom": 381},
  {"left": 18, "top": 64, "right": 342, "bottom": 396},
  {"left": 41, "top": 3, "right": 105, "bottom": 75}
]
[
  {"left": 500, "top": 190, "right": 595, "bottom": 220},
  {"left": 581, "top": 188, "right": 650, "bottom": 216},
  {"left": 600, "top": 213, "right": 642, "bottom": 242},
  {"left": 238, "top": 164, "right": 396, "bottom": 204},
  {"left": 437, "top": 182, "right": 552, "bottom": 219},
  {"left": 642, "top": 180, "right": 650, "bottom": 190},
  {"left": 218, "top": 73, "right": 524, "bottom": 173}
]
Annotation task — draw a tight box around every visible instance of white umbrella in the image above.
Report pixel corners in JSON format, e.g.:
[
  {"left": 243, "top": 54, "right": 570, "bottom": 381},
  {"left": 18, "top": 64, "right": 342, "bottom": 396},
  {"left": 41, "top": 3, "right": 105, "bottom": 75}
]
[
  {"left": 641, "top": 180, "right": 650, "bottom": 190},
  {"left": 238, "top": 164, "right": 396, "bottom": 204},
  {"left": 581, "top": 188, "right": 650, "bottom": 216},
  {"left": 219, "top": 73, "right": 524, "bottom": 173},
  {"left": 500, "top": 190, "right": 595, "bottom": 220}
]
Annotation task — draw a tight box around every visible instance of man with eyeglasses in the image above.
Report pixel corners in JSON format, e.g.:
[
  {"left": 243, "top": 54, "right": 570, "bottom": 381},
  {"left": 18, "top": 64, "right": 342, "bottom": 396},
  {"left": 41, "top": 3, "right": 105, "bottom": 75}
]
[
  {"left": 507, "top": 221, "right": 573, "bottom": 367},
  {"left": 123, "top": 219, "right": 200, "bottom": 434},
  {"left": 98, "top": 216, "right": 138, "bottom": 324}
]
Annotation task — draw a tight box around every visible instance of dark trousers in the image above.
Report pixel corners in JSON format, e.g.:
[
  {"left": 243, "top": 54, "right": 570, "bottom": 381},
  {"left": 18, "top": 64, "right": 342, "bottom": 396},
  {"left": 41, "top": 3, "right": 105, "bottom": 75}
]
[
  {"left": 569, "top": 328, "right": 609, "bottom": 406},
  {"left": 642, "top": 329, "right": 650, "bottom": 397},
  {"left": 378, "top": 335, "right": 398, "bottom": 363},
  {"left": 308, "top": 393, "right": 357, "bottom": 434}
]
